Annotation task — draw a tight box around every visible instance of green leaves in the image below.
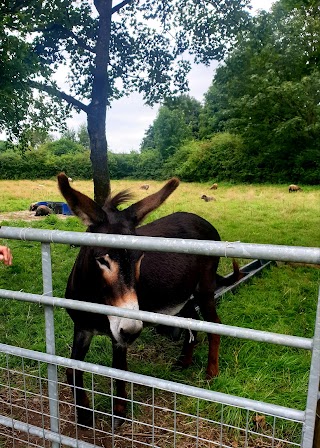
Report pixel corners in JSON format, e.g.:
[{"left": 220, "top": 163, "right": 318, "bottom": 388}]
[
  {"left": 1, "top": 0, "right": 252, "bottom": 196},
  {"left": 199, "top": 5, "right": 320, "bottom": 183},
  {"left": 140, "top": 98, "right": 199, "bottom": 159}
]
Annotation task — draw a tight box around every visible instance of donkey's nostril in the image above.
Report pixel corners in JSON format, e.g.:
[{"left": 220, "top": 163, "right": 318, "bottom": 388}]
[{"left": 120, "top": 327, "right": 140, "bottom": 344}]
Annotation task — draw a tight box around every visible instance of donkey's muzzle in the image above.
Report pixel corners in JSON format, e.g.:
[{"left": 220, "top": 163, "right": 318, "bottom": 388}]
[
  {"left": 108, "top": 314, "right": 143, "bottom": 346},
  {"left": 120, "top": 326, "right": 141, "bottom": 344}
]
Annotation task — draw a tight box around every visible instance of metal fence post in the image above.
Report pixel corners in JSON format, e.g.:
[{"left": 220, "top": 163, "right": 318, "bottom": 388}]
[
  {"left": 313, "top": 388, "right": 320, "bottom": 448},
  {"left": 41, "top": 243, "right": 60, "bottom": 447},
  {"left": 302, "top": 288, "right": 320, "bottom": 448}
]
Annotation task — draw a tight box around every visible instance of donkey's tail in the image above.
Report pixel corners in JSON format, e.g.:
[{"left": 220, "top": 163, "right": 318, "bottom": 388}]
[{"left": 216, "top": 260, "right": 244, "bottom": 288}]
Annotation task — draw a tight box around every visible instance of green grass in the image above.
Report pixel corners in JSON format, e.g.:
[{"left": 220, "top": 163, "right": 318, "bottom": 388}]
[{"left": 0, "top": 179, "right": 319, "bottom": 443}]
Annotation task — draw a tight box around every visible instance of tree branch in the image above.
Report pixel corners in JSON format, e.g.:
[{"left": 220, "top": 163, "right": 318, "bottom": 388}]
[
  {"left": 59, "top": 27, "right": 96, "bottom": 53},
  {"left": 34, "top": 23, "right": 96, "bottom": 54},
  {"left": 111, "top": 0, "right": 133, "bottom": 14},
  {"left": 28, "top": 80, "right": 89, "bottom": 113}
]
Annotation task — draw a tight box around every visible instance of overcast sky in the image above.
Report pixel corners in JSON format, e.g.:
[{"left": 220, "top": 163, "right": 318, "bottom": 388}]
[{"left": 67, "top": 0, "right": 274, "bottom": 153}]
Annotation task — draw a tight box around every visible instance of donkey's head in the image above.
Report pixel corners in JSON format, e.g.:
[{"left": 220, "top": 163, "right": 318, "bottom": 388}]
[{"left": 58, "top": 173, "right": 179, "bottom": 346}]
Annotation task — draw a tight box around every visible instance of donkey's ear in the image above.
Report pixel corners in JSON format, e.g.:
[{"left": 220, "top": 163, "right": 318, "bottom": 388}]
[
  {"left": 57, "top": 173, "right": 106, "bottom": 226},
  {"left": 125, "top": 177, "right": 179, "bottom": 225}
]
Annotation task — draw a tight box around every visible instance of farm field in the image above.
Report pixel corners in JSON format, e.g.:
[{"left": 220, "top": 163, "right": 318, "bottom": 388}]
[{"left": 0, "top": 178, "right": 319, "bottom": 447}]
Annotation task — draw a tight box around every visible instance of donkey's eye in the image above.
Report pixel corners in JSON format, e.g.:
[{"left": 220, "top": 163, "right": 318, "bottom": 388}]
[{"left": 97, "top": 257, "right": 111, "bottom": 270}]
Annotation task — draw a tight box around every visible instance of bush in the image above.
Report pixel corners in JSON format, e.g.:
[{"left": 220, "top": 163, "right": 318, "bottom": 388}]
[
  {"left": 0, "top": 147, "right": 92, "bottom": 180},
  {"left": 134, "top": 149, "right": 163, "bottom": 179},
  {"left": 175, "top": 133, "right": 244, "bottom": 182},
  {"left": 108, "top": 152, "right": 139, "bottom": 179},
  {"left": 41, "top": 138, "right": 86, "bottom": 156}
]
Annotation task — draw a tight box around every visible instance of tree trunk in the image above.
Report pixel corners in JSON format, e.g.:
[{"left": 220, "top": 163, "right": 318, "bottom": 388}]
[
  {"left": 87, "top": 106, "right": 110, "bottom": 206},
  {"left": 88, "top": 0, "right": 113, "bottom": 205}
]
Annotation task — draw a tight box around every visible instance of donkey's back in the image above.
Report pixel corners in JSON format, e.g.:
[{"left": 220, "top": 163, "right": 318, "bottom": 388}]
[{"left": 137, "top": 212, "right": 221, "bottom": 314}]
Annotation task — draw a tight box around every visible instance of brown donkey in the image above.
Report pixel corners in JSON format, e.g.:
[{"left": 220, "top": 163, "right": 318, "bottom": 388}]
[{"left": 58, "top": 174, "right": 241, "bottom": 427}]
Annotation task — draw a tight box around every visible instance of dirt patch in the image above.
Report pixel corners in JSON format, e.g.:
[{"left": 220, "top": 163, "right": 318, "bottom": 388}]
[
  {"left": 0, "top": 385, "right": 224, "bottom": 448},
  {"left": 0, "top": 382, "right": 290, "bottom": 448},
  {"left": 0, "top": 211, "right": 70, "bottom": 222}
]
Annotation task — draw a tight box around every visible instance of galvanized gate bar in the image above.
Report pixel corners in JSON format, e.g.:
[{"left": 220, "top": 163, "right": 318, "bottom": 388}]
[
  {"left": 301, "top": 288, "right": 320, "bottom": 448},
  {"left": 0, "top": 342, "right": 306, "bottom": 422},
  {"left": 41, "top": 243, "right": 59, "bottom": 448},
  {"left": 0, "top": 288, "right": 313, "bottom": 350},
  {"left": 0, "top": 226, "right": 319, "bottom": 264},
  {"left": 0, "top": 414, "right": 96, "bottom": 448}
]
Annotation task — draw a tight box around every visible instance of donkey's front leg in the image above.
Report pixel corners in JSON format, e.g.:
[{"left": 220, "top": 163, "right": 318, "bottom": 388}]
[
  {"left": 177, "top": 299, "right": 199, "bottom": 369},
  {"left": 66, "top": 327, "right": 93, "bottom": 427},
  {"left": 112, "top": 341, "right": 128, "bottom": 428}
]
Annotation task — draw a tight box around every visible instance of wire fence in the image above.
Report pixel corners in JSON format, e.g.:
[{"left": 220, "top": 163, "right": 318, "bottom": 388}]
[{"left": 0, "top": 226, "right": 319, "bottom": 448}]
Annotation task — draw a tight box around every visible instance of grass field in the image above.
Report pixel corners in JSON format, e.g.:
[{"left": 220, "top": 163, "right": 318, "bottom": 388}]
[{"left": 0, "top": 178, "right": 319, "bottom": 446}]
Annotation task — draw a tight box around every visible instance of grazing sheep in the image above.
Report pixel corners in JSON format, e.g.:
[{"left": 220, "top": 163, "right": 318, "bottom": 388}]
[
  {"left": 35, "top": 205, "right": 53, "bottom": 216},
  {"left": 209, "top": 183, "right": 218, "bottom": 190},
  {"left": 201, "top": 194, "right": 216, "bottom": 202},
  {"left": 288, "top": 184, "right": 302, "bottom": 192},
  {"left": 140, "top": 184, "right": 150, "bottom": 190},
  {"left": 29, "top": 202, "right": 39, "bottom": 211},
  {"left": 68, "top": 177, "right": 73, "bottom": 182}
]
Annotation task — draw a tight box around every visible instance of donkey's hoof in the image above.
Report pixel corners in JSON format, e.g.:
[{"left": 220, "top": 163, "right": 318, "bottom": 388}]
[
  {"left": 175, "top": 357, "right": 193, "bottom": 370},
  {"left": 112, "top": 415, "right": 126, "bottom": 429},
  {"left": 77, "top": 408, "right": 94, "bottom": 428},
  {"left": 206, "top": 366, "right": 219, "bottom": 380}
]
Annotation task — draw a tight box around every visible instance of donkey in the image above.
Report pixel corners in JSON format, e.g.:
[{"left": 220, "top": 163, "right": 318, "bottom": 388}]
[{"left": 57, "top": 173, "right": 241, "bottom": 427}]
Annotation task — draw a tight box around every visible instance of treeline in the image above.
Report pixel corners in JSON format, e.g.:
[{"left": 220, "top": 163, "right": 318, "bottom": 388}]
[
  {"left": 136, "top": 3, "right": 320, "bottom": 185},
  {"left": 1, "top": 2, "right": 319, "bottom": 184}
]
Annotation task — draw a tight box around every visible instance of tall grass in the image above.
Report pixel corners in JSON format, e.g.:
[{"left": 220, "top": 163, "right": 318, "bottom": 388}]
[{"left": 0, "top": 179, "right": 319, "bottom": 442}]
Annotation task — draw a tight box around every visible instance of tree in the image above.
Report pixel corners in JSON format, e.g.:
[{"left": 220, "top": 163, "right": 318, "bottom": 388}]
[
  {"left": 77, "top": 124, "right": 90, "bottom": 150},
  {"left": 140, "top": 94, "right": 203, "bottom": 161},
  {"left": 1, "top": 0, "right": 250, "bottom": 204},
  {"left": 141, "top": 106, "right": 193, "bottom": 159},
  {"left": 0, "top": 12, "right": 67, "bottom": 148},
  {"left": 200, "top": 6, "right": 320, "bottom": 183},
  {"left": 164, "top": 94, "right": 203, "bottom": 139}
]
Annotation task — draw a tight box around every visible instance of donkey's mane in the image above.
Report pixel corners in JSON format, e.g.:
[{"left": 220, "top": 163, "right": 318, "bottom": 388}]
[{"left": 106, "top": 190, "right": 134, "bottom": 209}]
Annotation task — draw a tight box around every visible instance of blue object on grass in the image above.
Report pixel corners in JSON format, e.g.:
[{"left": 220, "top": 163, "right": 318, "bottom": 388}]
[{"left": 35, "top": 201, "right": 73, "bottom": 215}]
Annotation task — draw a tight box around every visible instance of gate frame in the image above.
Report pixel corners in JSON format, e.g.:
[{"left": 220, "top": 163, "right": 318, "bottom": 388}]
[{"left": 0, "top": 225, "right": 319, "bottom": 448}]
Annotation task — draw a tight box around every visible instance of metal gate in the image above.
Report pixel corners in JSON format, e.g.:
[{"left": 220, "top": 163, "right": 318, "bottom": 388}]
[{"left": 0, "top": 225, "right": 319, "bottom": 448}]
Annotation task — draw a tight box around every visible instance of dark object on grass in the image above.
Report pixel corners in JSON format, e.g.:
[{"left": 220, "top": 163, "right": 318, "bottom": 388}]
[
  {"left": 30, "top": 201, "right": 73, "bottom": 215},
  {"left": 29, "top": 202, "right": 39, "bottom": 211},
  {"left": 201, "top": 194, "right": 216, "bottom": 202},
  {"left": 35, "top": 205, "right": 53, "bottom": 216}
]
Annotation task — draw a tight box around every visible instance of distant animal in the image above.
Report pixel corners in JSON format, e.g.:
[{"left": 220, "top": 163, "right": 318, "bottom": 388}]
[
  {"left": 29, "top": 202, "right": 39, "bottom": 212},
  {"left": 209, "top": 183, "right": 218, "bottom": 190},
  {"left": 201, "top": 194, "right": 216, "bottom": 202},
  {"left": 68, "top": 177, "right": 73, "bottom": 182},
  {"left": 57, "top": 173, "right": 242, "bottom": 427},
  {"left": 35, "top": 205, "right": 53, "bottom": 216},
  {"left": 288, "top": 184, "right": 302, "bottom": 192},
  {"left": 140, "top": 184, "right": 149, "bottom": 190}
]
